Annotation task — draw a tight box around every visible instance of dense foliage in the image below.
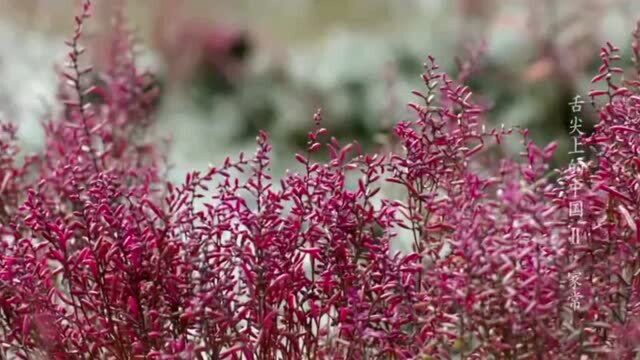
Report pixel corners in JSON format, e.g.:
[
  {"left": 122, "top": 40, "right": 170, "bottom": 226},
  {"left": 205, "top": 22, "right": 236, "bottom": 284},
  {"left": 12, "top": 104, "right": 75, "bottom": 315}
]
[{"left": 2, "top": 2, "right": 640, "bottom": 359}]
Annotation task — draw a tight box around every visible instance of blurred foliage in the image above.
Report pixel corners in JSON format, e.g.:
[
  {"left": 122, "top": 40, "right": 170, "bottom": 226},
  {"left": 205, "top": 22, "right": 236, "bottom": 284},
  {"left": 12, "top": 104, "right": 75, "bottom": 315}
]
[{"left": 1, "top": 0, "right": 640, "bottom": 179}]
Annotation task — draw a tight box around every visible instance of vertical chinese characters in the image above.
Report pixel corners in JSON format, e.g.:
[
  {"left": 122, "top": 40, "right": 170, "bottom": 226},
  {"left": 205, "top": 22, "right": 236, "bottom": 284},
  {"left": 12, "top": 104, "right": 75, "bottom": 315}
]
[{"left": 567, "top": 95, "right": 585, "bottom": 310}]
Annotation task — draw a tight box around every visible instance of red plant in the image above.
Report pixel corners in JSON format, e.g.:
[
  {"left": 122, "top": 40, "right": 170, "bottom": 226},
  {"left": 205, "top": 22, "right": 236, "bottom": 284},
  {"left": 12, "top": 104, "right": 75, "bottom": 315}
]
[{"left": 2, "top": 1, "right": 640, "bottom": 359}]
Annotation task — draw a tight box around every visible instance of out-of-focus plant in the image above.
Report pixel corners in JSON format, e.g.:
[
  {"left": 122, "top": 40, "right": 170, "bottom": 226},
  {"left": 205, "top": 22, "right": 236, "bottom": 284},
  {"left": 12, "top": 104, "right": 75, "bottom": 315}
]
[
  {"left": 153, "top": 4, "right": 252, "bottom": 99},
  {"left": 4, "top": 1, "right": 640, "bottom": 359}
]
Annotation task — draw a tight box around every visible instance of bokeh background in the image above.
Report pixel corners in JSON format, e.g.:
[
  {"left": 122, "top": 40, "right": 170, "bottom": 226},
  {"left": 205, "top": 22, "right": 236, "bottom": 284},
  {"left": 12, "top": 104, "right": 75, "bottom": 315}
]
[{"left": 1, "top": 0, "right": 640, "bottom": 182}]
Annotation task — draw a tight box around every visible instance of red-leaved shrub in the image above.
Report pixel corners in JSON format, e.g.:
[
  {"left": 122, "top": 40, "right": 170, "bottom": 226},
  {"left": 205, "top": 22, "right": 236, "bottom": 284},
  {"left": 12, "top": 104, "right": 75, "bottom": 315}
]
[{"left": 3, "top": 1, "right": 640, "bottom": 359}]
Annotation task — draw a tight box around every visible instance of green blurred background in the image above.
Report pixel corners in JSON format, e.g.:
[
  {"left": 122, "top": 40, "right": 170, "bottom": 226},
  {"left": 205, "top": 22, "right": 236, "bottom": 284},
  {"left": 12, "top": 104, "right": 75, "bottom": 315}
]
[{"left": 1, "top": 0, "right": 639, "bottom": 181}]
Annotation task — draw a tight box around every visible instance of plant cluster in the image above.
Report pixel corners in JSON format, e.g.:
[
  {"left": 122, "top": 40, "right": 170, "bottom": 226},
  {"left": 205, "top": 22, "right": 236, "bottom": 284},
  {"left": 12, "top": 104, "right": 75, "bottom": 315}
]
[{"left": 2, "top": 2, "right": 640, "bottom": 359}]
